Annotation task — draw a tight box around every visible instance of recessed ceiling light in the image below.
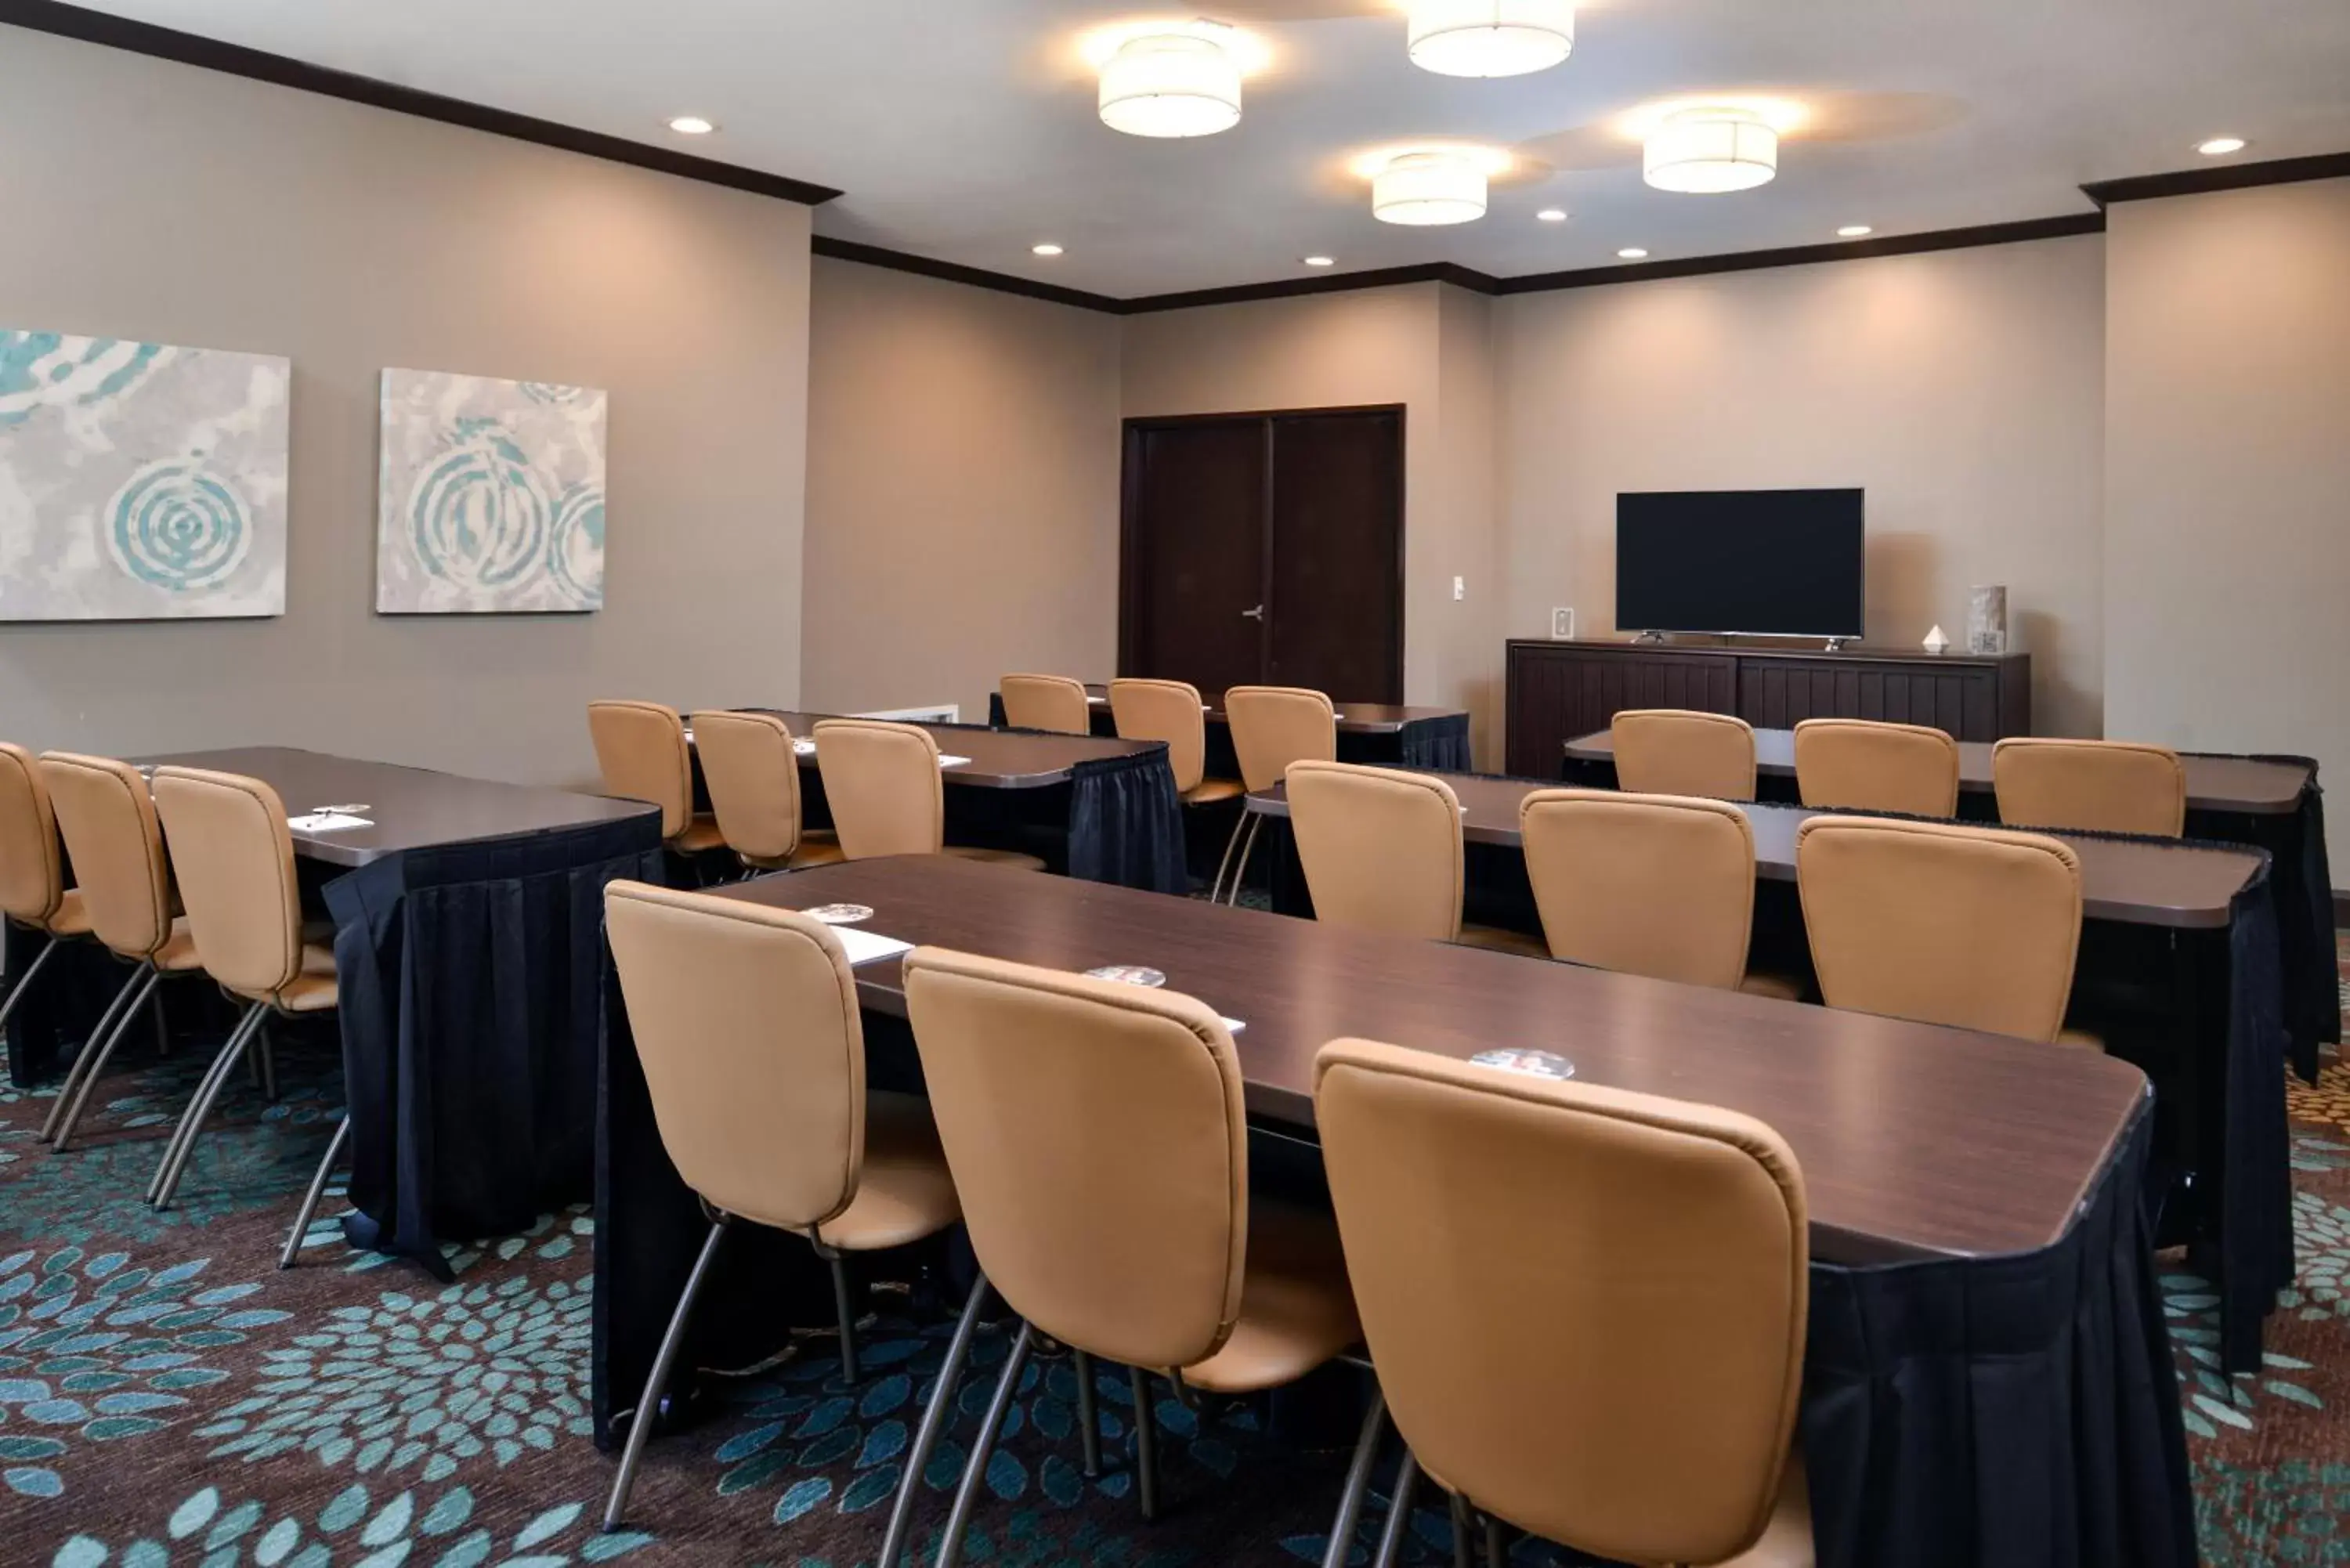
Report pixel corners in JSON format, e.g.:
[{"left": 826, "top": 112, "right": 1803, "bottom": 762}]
[
  {"left": 667, "top": 115, "right": 716, "bottom": 136},
  {"left": 1537, "top": 208, "right": 1568, "bottom": 222},
  {"left": 1617, "top": 247, "right": 1649, "bottom": 260},
  {"left": 1303, "top": 256, "right": 1336, "bottom": 267},
  {"left": 1838, "top": 224, "right": 1874, "bottom": 238},
  {"left": 1032, "top": 244, "right": 1065, "bottom": 257},
  {"left": 2197, "top": 135, "right": 2248, "bottom": 157}
]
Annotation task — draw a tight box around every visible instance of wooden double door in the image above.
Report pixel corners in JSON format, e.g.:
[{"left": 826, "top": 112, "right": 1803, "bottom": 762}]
[{"left": 1119, "top": 406, "right": 1404, "bottom": 703}]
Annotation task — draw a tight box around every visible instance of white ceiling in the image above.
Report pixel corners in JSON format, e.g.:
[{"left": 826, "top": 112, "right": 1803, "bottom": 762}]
[{"left": 57, "top": 0, "right": 2350, "bottom": 297}]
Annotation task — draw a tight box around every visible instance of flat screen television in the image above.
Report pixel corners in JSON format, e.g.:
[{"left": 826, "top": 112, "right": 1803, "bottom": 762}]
[{"left": 1615, "top": 489, "right": 1865, "bottom": 639}]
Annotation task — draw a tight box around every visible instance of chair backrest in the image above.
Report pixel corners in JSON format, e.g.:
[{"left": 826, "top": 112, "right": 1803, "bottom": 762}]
[
  {"left": 1796, "top": 815, "right": 2083, "bottom": 1042},
  {"left": 1224, "top": 686, "right": 1337, "bottom": 793},
  {"left": 149, "top": 767, "right": 304, "bottom": 1002},
  {"left": 1610, "top": 710, "right": 1756, "bottom": 801},
  {"left": 1993, "top": 737, "right": 2188, "bottom": 838},
  {"left": 1793, "top": 717, "right": 1960, "bottom": 818},
  {"left": 813, "top": 719, "right": 944, "bottom": 859},
  {"left": 605, "top": 882, "right": 866, "bottom": 1230},
  {"left": 1000, "top": 674, "right": 1093, "bottom": 737},
  {"left": 588, "top": 700, "right": 694, "bottom": 840},
  {"left": 1108, "top": 678, "right": 1209, "bottom": 795},
  {"left": 1286, "top": 761, "right": 1463, "bottom": 941},
  {"left": 40, "top": 753, "right": 173, "bottom": 962},
  {"left": 1518, "top": 789, "right": 1755, "bottom": 988},
  {"left": 902, "top": 946, "right": 1247, "bottom": 1372},
  {"left": 1314, "top": 1039, "right": 1807, "bottom": 1568},
  {"left": 0, "top": 742, "right": 66, "bottom": 928},
  {"left": 692, "top": 711, "right": 806, "bottom": 865}
]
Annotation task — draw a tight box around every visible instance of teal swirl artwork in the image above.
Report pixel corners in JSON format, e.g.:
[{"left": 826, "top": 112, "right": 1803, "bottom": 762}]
[
  {"left": 376, "top": 370, "right": 606, "bottom": 613},
  {"left": 0, "top": 329, "right": 288, "bottom": 621}
]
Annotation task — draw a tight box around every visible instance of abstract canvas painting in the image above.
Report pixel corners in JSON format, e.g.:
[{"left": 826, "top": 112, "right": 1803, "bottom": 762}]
[
  {"left": 0, "top": 331, "right": 290, "bottom": 620},
  {"left": 376, "top": 369, "right": 607, "bottom": 614}
]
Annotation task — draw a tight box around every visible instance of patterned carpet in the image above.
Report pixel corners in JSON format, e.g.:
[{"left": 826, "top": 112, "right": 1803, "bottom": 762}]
[{"left": 1, "top": 938, "right": 2346, "bottom": 1567}]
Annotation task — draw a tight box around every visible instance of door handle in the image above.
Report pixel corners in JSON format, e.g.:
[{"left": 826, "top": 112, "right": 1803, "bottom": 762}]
[{"left": 1241, "top": 605, "right": 1265, "bottom": 621}]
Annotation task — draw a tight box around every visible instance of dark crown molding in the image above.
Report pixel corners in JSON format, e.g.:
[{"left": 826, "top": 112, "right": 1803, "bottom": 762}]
[
  {"left": 0, "top": 0, "right": 842, "bottom": 206},
  {"left": 2082, "top": 149, "right": 2350, "bottom": 207},
  {"left": 1490, "top": 213, "right": 2107, "bottom": 294},
  {"left": 810, "top": 237, "right": 1122, "bottom": 313}
]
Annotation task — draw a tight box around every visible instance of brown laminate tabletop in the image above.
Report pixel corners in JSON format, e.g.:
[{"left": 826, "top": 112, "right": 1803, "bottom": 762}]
[
  {"left": 718, "top": 854, "right": 2148, "bottom": 1266},
  {"left": 1077, "top": 684, "right": 1464, "bottom": 736},
  {"left": 732, "top": 710, "right": 1162, "bottom": 789},
  {"left": 1248, "top": 776, "right": 2264, "bottom": 930},
  {"left": 136, "top": 746, "right": 658, "bottom": 869},
  {"left": 1564, "top": 727, "right": 2311, "bottom": 815}
]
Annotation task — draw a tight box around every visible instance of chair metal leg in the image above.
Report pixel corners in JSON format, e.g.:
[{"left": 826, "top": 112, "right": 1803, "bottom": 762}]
[
  {"left": 1129, "top": 1364, "right": 1160, "bottom": 1522},
  {"left": 148, "top": 1003, "right": 267, "bottom": 1210},
  {"left": 935, "top": 1319, "right": 1035, "bottom": 1568},
  {"left": 40, "top": 965, "right": 148, "bottom": 1143},
  {"left": 278, "top": 1114, "right": 352, "bottom": 1269},
  {"left": 876, "top": 1274, "right": 990, "bottom": 1568},
  {"left": 1223, "top": 815, "right": 1264, "bottom": 905},
  {"left": 1449, "top": 1490, "right": 1473, "bottom": 1568},
  {"left": 1073, "top": 1349, "right": 1102, "bottom": 1479},
  {"left": 1483, "top": 1512, "right": 1506, "bottom": 1568},
  {"left": 1319, "top": 1388, "right": 1388, "bottom": 1568},
  {"left": 0, "top": 936, "right": 60, "bottom": 1034},
  {"left": 602, "top": 1216, "right": 730, "bottom": 1532},
  {"left": 49, "top": 969, "right": 160, "bottom": 1151},
  {"left": 1372, "top": 1448, "right": 1420, "bottom": 1568},
  {"left": 1209, "top": 812, "right": 1249, "bottom": 903},
  {"left": 819, "top": 1245, "right": 861, "bottom": 1384}
]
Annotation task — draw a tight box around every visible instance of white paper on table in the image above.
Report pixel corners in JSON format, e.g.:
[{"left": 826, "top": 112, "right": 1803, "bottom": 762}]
[
  {"left": 793, "top": 738, "right": 817, "bottom": 756},
  {"left": 831, "top": 927, "right": 915, "bottom": 967},
  {"left": 938, "top": 755, "right": 971, "bottom": 768},
  {"left": 1087, "top": 695, "right": 1107, "bottom": 705},
  {"left": 1221, "top": 1017, "right": 1247, "bottom": 1035},
  {"left": 289, "top": 813, "right": 373, "bottom": 833},
  {"left": 682, "top": 727, "right": 695, "bottom": 744}
]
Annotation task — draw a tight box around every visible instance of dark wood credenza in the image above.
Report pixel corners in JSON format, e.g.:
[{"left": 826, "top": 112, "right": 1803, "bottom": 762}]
[{"left": 1504, "top": 639, "right": 2032, "bottom": 777}]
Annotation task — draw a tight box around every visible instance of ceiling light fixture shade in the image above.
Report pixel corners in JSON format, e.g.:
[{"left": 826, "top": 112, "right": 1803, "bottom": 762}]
[
  {"left": 1406, "top": 0, "right": 1574, "bottom": 78},
  {"left": 1098, "top": 33, "right": 1242, "bottom": 138},
  {"left": 1643, "top": 107, "right": 1779, "bottom": 193},
  {"left": 1372, "top": 152, "right": 1488, "bottom": 225}
]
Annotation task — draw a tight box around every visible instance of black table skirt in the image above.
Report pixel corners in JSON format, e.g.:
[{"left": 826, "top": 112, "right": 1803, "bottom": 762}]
[
  {"left": 987, "top": 697, "right": 1474, "bottom": 777},
  {"left": 595, "top": 988, "right": 2192, "bottom": 1568},
  {"left": 326, "top": 814, "right": 665, "bottom": 1275}
]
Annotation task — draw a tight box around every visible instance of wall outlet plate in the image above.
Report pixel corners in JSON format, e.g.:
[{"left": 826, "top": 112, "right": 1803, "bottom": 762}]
[
  {"left": 1551, "top": 606, "right": 1574, "bottom": 640},
  {"left": 1453, "top": 576, "right": 1466, "bottom": 602}
]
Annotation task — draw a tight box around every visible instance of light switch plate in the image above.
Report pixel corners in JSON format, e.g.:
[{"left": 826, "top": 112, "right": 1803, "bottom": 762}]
[
  {"left": 1453, "top": 576, "right": 1465, "bottom": 602},
  {"left": 1551, "top": 606, "right": 1574, "bottom": 640}
]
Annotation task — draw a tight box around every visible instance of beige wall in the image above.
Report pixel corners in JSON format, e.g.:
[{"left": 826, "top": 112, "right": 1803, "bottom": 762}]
[
  {"left": 801, "top": 258, "right": 1122, "bottom": 723},
  {"left": 1495, "top": 236, "right": 2110, "bottom": 739},
  {"left": 2106, "top": 179, "right": 2350, "bottom": 865},
  {"left": 0, "top": 26, "right": 811, "bottom": 789}
]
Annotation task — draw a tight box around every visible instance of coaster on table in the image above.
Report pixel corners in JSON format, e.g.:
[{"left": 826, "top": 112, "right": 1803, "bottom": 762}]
[
  {"left": 804, "top": 904, "right": 873, "bottom": 925},
  {"left": 1086, "top": 965, "right": 1166, "bottom": 988},
  {"left": 1470, "top": 1049, "right": 1573, "bottom": 1081}
]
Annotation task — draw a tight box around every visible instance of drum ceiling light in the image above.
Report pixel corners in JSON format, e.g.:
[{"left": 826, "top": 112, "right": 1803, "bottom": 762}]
[
  {"left": 1098, "top": 31, "right": 1243, "bottom": 138},
  {"left": 1643, "top": 106, "right": 1780, "bottom": 193},
  {"left": 1406, "top": 0, "right": 1574, "bottom": 78},
  {"left": 1372, "top": 152, "right": 1488, "bottom": 226}
]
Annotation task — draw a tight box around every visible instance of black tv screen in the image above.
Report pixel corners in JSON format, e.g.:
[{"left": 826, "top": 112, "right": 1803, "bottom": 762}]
[{"left": 1615, "top": 490, "right": 1865, "bottom": 638}]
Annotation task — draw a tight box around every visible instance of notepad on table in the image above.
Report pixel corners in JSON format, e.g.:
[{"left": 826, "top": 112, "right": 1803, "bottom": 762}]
[
  {"left": 1221, "top": 1017, "right": 1247, "bottom": 1035},
  {"left": 938, "top": 755, "right": 971, "bottom": 768},
  {"left": 289, "top": 812, "right": 373, "bottom": 833},
  {"left": 830, "top": 926, "right": 915, "bottom": 967},
  {"left": 793, "top": 738, "right": 817, "bottom": 756}
]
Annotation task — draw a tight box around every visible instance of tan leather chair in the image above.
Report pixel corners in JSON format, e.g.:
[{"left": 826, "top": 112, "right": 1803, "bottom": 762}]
[
  {"left": 895, "top": 948, "right": 1362, "bottom": 1568},
  {"left": 689, "top": 711, "right": 844, "bottom": 873},
  {"left": 1611, "top": 710, "right": 1758, "bottom": 802},
  {"left": 1792, "top": 718, "right": 1960, "bottom": 818},
  {"left": 999, "top": 674, "right": 1094, "bottom": 736},
  {"left": 0, "top": 742, "right": 92, "bottom": 1037},
  {"left": 1518, "top": 789, "right": 1800, "bottom": 1000},
  {"left": 1993, "top": 738, "right": 2188, "bottom": 838},
  {"left": 599, "top": 881, "right": 960, "bottom": 1532},
  {"left": 1109, "top": 677, "right": 1244, "bottom": 809},
  {"left": 1796, "top": 815, "right": 2092, "bottom": 1046},
  {"left": 1218, "top": 686, "right": 1338, "bottom": 904},
  {"left": 588, "top": 700, "right": 725, "bottom": 857},
  {"left": 1315, "top": 1039, "right": 1812, "bottom": 1568},
  {"left": 810, "top": 719, "right": 1045, "bottom": 872},
  {"left": 1287, "top": 761, "right": 1548, "bottom": 959},
  {"left": 146, "top": 768, "right": 342, "bottom": 1215},
  {"left": 35, "top": 753, "right": 209, "bottom": 1151}
]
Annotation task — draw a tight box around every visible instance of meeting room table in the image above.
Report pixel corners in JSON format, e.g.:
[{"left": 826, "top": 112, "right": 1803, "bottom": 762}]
[
  {"left": 706, "top": 710, "right": 1187, "bottom": 894},
  {"left": 987, "top": 685, "right": 1475, "bottom": 771},
  {"left": 5, "top": 746, "right": 666, "bottom": 1274},
  {"left": 1565, "top": 725, "right": 2338, "bottom": 1076},
  {"left": 1249, "top": 771, "right": 2290, "bottom": 1375},
  {"left": 596, "top": 854, "right": 2193, "bottom": 1568}
]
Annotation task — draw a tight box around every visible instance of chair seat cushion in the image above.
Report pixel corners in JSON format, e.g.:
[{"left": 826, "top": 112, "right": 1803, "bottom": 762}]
[
  {"left": 813, "top": 1091, "right": 961, "bottom": 1253},
  {"left": 1451, "top": 923, "right": 1552, "bottom": 960},
  {"left": 46, "top": 890, "right": 92, "bottom": 938},
  {"left": 1182, "top": 1199, "right": 1361, "bottom": 1396},
  {"left": 942, "top": 846, "right": 1049, "bottom": 873},
  {"left": 1718, "top": 1454, "right": 1813, "bottom": 1568},
  {"left": 788, "top": 839, "right": 848, "bottom": 871},
  {"left": 1183, "top": 779, "right": 1247, "bottom": 807},
  {"left": 1738, "top": 970, "right": 1805, "bottom": 1003},
  {"left": 2055, "top": 1026, "right": 2105, "bottom": 1051},
  {"left": 153, "top": 919, "right": 206, "bottom": 974},
  {"left": 672, "top": 815, "right": 728, "bottom": 854},
  {"left": 269, "top": 943, "right": 340, "bottom": 1013}
]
